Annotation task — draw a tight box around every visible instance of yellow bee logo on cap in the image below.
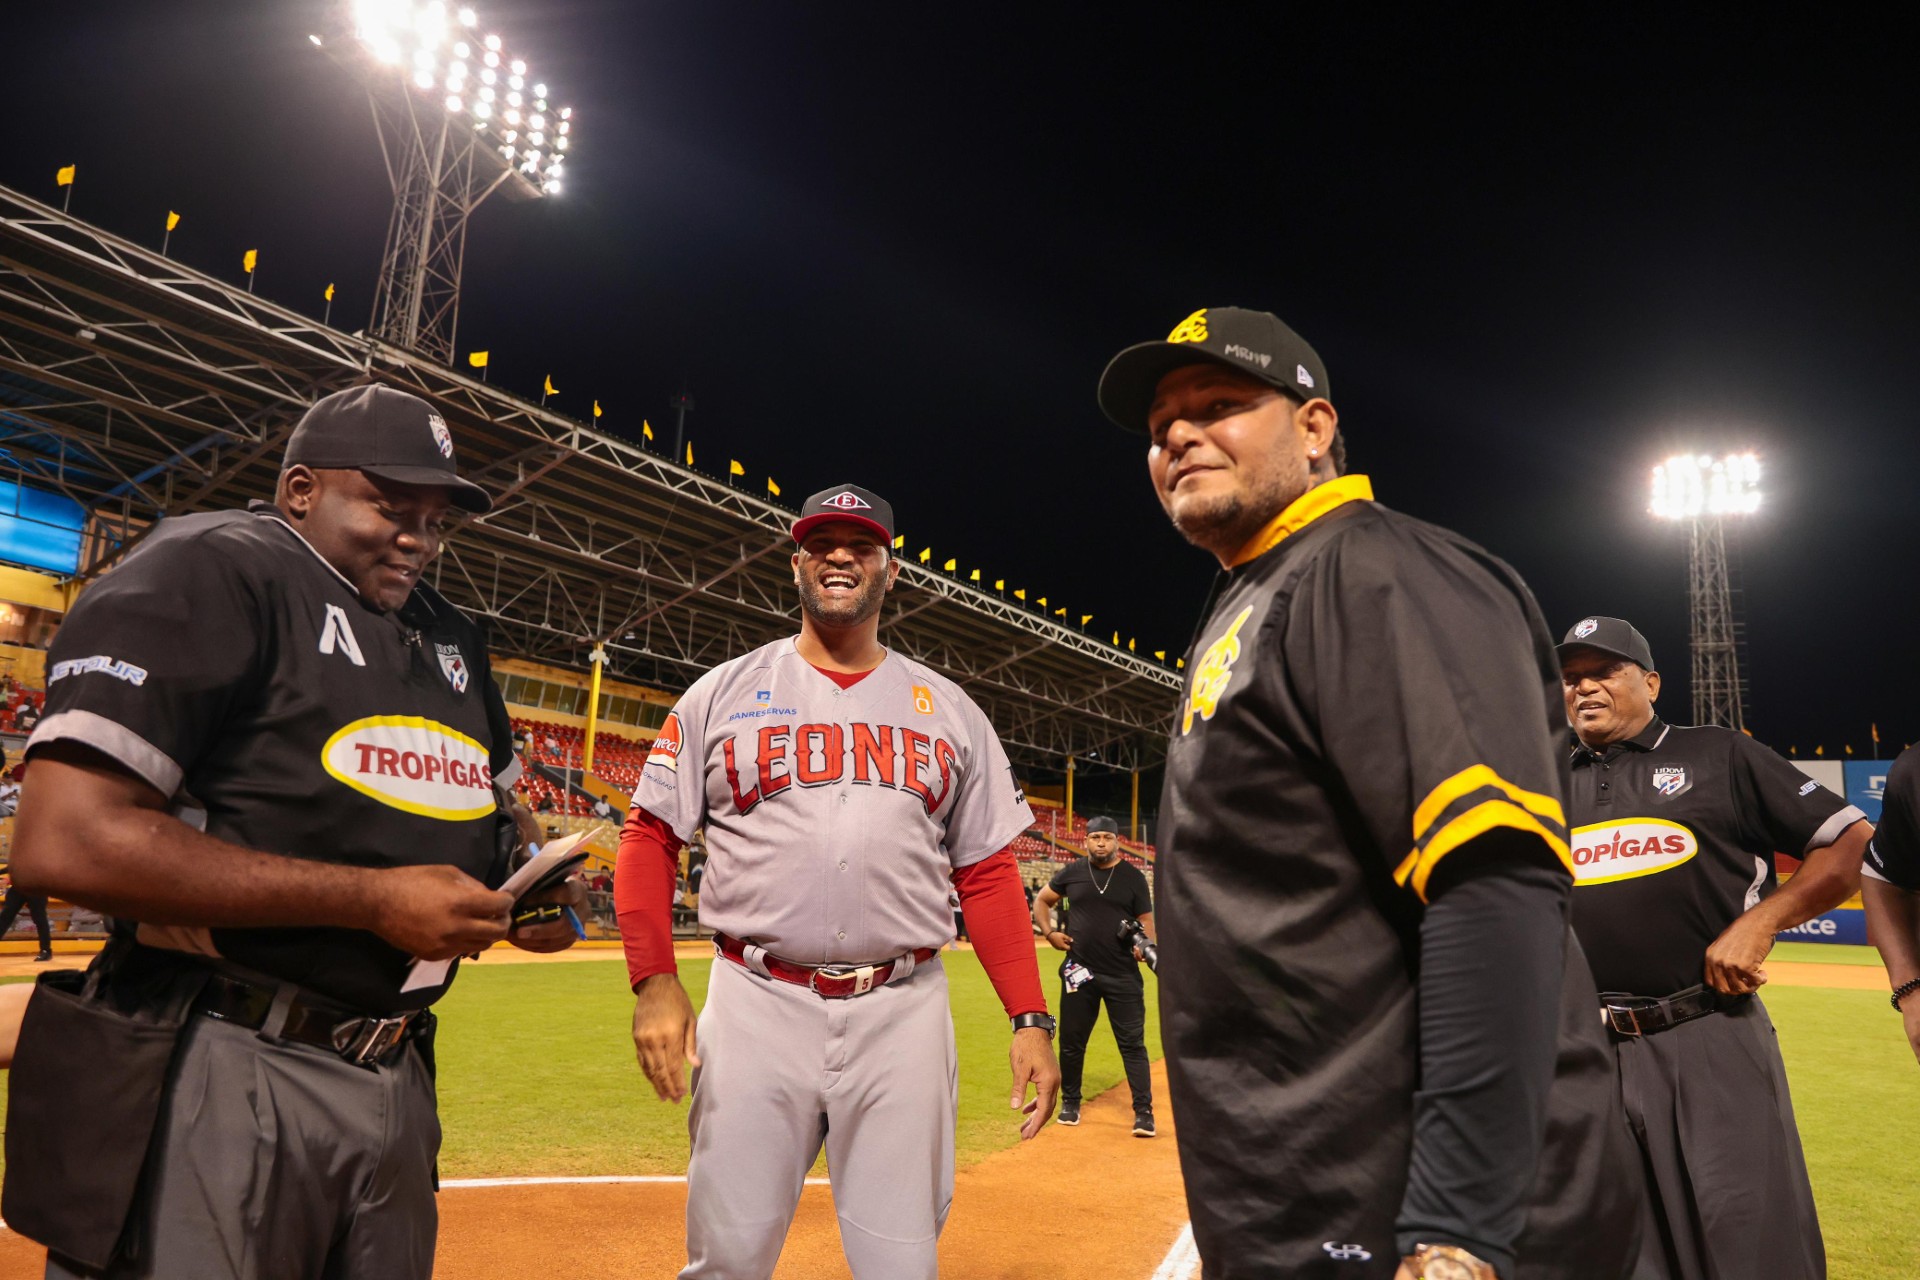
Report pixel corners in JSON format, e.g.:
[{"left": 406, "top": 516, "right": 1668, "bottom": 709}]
[
  {"left": 1182, "top": 605, "right": 1254, "bottom": 734},
  {"left": 1167, "top": 309, "right": 1209, "bottom": 344}
]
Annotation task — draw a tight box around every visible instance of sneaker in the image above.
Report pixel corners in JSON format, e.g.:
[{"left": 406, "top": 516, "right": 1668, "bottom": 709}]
[
  {"left": 34, "top": 950, "right": 53, "bottom": 962},
  {"left": 1057, "top": 1101, "right": 1081, "bottom": 1126},
  {"left": 1132, "top": 1113, "right": 1156, "bottom": 1137}
]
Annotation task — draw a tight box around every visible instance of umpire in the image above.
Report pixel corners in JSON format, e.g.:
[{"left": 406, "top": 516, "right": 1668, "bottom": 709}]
[
  {"left": 3, "top": 385, "right": 583, "bottom": 1280},
  {"left": 1560, "top": 616, "right": 1869, "bottom": 1280},
  {"left": 1032, "top": 815, "right": 1156, "bottom": 1134}
]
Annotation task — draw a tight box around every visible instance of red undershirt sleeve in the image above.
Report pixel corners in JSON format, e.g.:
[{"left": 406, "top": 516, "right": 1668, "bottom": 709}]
[
  {"left": 951, "top": 848, "right": 1048, "bottom": 1018},
  {"left": 615, "top": 804, "right": 685, "bottom": 990}
]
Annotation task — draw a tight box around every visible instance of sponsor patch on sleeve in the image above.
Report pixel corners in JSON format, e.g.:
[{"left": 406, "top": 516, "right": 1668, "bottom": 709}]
[{"left": 646, "top": 712, "right": 684, "bottom": 773}]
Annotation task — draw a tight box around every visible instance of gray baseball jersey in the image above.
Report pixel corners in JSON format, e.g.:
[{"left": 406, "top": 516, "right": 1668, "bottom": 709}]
[{"left": 632, "top": 638, "right": 1032, "bottom": 964}]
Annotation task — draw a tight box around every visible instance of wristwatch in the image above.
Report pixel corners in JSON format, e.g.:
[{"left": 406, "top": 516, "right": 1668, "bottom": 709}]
[
  {"left": 1011, "top": 1012, "right": 1056, "bottom": 1038},
  {"left": 1402, "top": 1243, "right": 1496, "bottom": 1280}
]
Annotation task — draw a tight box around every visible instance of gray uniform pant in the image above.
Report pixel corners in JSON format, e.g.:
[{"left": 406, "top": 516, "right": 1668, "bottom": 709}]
[
  {"left": 681, "top": 953, "right": 956, "bottom": 1280},
  {"left": 46, "top": 1013, "right": 439, "bottom": 1280},
  {"left": 1614, "top": 995, "right": 1822, "bottom": 1280}
]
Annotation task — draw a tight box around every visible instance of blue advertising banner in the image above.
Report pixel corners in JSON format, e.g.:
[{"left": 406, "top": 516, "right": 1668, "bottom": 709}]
[
  {"left": 1843, "top": 760, "right": 1891, "bottom": 824},
  {"left": 1777, "top": 908, "right": 1867, "bottom": 946}
]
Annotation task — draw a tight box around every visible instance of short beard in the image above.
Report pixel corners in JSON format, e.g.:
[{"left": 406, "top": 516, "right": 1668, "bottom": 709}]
[
  {"left": 797, "top": 572, "right": 887, "bottom": 628},
  {"left": 1167, "top": 466, "right": 1303, "bottom": 559},
  {"left": 1089, "top": 848, "right": 1121, "bottom": 867}
]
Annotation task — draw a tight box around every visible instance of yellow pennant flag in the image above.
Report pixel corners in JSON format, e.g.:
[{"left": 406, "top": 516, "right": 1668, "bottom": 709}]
[
  {"left": 468, "top": 351, "right": 489, "bottom": 368},
  {"left": 166, "top": 211, "right": 181, "bottom": 231},
  {"left": 1872, "top": 722, "right": 1881, "bottom": 744},
  {"left": 1154, "top": 650, "right": 1166, "bottom": 661},
  {"left": 685, "top": 442, "right": 694, "bottom": 466},
  {"left": 1014, "top": 589, "right": 1025, "bottom": 601},
  {"left": 592, "top": 400, "right": 602, "bottom": 419},
  {"left": 767, "top": 477, "right": 781, "bottom": 497},
  {"left": 1054, "top": 607, "right": 1066, "bottom": 617},
  {"left": 968, "top": 569, "right": 979, "bottom": 582},
  {"left": 324, "top": 283, "right": 335, "bottom": 301},
  {"left": 543, "top": 375, "right": 558, "bottom": 396},
  {"left": 1177, "top": 657, "right": 1186, "bottom": 670},
  {"left": 994, "top": 579, "right": 1004, "bottom": 591},
  {"left": 55, "top": 164, "right": 75, "bottom": 186},
  {"left": 1037, "top": 597, "right": 1047, "bottom": 607},
  {"left": 642, "top": 419, "right": 654, "bottom": 440},
  {"left": 892, "top": 534, "right": 905, "bottom": 549},
  {"left": 1845, "top": 744, "right": 1854, "bottom": 756},
  {"left": 943, "top": 557, "right": 957, "bottom": 571},
  {"left": 1128, "top": 638, "right": 1137, "bottom": 652},
  {"left": 729, "top": 460, "right": 745, "bottom": 476},
  {"left": 1081, "top": 614, "right": 1093, "bottom": 625},
  {"left": 243, "top": 249, "right": 258, "bottom": 273},
  {"left": 918, "top": 547, "right": 932, "bottom": 564},
  {"left": 1814, "top": 745, "right": 1824, "bottom": 757},
  {"left": 1112, "top": 631, "right": 1121, "bottom": 645}
]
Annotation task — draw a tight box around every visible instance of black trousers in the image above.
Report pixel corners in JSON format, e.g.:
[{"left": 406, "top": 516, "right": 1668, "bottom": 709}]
[
  {"left": 0, "top": 885, "right": 51, "bottom": 951},
  {"left": 1058, "top": 972, "right": 1152, "bottom": 1115}
]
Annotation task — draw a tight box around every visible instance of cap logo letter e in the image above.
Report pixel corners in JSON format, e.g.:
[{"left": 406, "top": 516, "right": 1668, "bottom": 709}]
[
  {"left": 821, "top": 491, "right": 872, "bottom": 511},
  {"left": 1167, "top": 309, "right": 1209, "bottom": 344}
]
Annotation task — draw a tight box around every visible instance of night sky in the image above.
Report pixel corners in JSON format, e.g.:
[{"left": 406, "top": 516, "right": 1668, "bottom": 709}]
[{"left": 8, "top": 3, "right": 1917, "bottom": 754}]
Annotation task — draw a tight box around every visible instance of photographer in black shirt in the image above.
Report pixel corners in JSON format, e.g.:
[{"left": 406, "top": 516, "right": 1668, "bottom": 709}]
[{"left": 1032, "top": 816, "right": 1156, "bottom": 1135}]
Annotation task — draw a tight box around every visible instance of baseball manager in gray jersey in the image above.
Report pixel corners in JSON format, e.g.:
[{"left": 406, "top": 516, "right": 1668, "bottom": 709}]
[{"left": 614, "top": 483, "right": 1060, "bottom": 1280}]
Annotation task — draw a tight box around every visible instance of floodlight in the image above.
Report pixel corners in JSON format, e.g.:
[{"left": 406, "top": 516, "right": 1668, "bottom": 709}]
[
  {"left": 310, "top": 33, "right": 325, "bottom": 45},
  {"left": 415, "top": 69, "right": 436, "bottom": 88},
  {"left": 507, "top": 90, "right": 522, "bottom": 106},
  {"left": 533, "top": 82, "right": 547, "bottom": 96},
  {"left": 529, "top": 112, "right": 544, "bottom": 128},
  {"left": 559, "top": 106, "right": 570, "bottom": 119},
  {"left": 454, "top": 40, "right": 469, "bottom": 56},
  {"left": 458, "top": 7, "right": 476, "bottom": 25},
  {"left": 472, "top": 100, "right": 491, "bottom": 118},
  {"left": 556, "top": 136, "right": 568, "bottom": 150},
  {"left": 1649, "top": 452, "right": 1762, "bottom": 520},
  {"left": 445, "top": 93, "right": 462, "bottom": 112},
  {"left": 483, "top": 50, "right": 500, "bottom": 66},
  {"left": 529, "top": 130, "right": 544, "bottom": 144},
  {"left": 508, "top": 73, "right": 524, "bottom": 90},
  {"left": 484, "top": 32, "right": 501, "bottom": 49},
  {"left": 509, "top": 58, "right": 526, "bottom": 75}
]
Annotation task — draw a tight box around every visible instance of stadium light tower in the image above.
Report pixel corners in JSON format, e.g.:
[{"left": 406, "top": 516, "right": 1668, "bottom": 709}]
[
  {"left": 318, "top": 0, "right": 575, "bottom": 365},
  {"left": 1650, "top": 452, "right": 1761, "bottom": 730}
]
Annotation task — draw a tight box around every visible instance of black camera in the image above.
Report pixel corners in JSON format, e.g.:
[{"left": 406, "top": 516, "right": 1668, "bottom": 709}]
[{"left": 1117, "top": 917, "right": 1157, "bottom": 972}]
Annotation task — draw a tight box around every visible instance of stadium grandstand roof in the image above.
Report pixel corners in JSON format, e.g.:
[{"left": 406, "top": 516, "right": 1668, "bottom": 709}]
[{"left": 0, "top": 184, "right": 1181, "bottom": 770}]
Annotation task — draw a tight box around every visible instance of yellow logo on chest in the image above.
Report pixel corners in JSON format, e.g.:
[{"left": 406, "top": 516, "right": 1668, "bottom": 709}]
[{"left": 1182, "top": 606, "right": 1255, "bottom": 734}]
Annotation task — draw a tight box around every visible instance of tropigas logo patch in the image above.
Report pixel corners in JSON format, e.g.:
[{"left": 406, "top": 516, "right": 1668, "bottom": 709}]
[
  {"left": 646, "top": 713, "right": 684, "bottom": 772},
  {"left": 1167, "top": 309, "right": 1209, "bottom": 343},
  {"left": 1569, "top": 818, "right": 1699, "bottom": 885},
  {"left": 322, "top": 715, "right": 495, "bottom": 821},
  {"left": 1182, "top": 606, "right": 1255, "bottom": 735}
]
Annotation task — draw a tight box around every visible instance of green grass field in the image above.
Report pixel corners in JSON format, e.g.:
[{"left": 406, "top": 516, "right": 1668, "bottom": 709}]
[{"left": 5, "top": 947, "right": 1917, "bottom": 1276}]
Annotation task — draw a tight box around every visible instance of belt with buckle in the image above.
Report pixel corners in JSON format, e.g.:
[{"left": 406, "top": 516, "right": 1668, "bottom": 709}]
[
  {"left": 1599, "top": 984, "right": 1734, "bottom": 1037},
  {"left": 196, "top": 972, "right": 422, "bottom": 1068},
  {"left": 713, "top": 932, "right": 937, "bottom": 999}
]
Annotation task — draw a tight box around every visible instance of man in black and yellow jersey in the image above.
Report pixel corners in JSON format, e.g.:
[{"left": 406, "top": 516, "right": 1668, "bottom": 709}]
[
  {"left": 1560, "top": 615, "right": 1867, "bottom": 1280},
  {"left": 1096, "top": 307, "right": 1640, "bottom": 1280}
]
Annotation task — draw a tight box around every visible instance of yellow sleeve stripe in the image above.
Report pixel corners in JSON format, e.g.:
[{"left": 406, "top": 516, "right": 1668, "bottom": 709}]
[
  {"left": 1412, "top": 764, "right": 1564, "bottom": 845},
  {"left": 1392, "top": 799, "right": 1575, "bottom": 901}
]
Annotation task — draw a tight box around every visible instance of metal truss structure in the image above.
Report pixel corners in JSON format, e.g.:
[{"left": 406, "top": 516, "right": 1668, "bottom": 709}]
[
  {"left": 1686, "top": 516, "right": 1746, "bottom": 730},
  {"left": 0, "top": 185, "right": 1181, "bottom": 770}
]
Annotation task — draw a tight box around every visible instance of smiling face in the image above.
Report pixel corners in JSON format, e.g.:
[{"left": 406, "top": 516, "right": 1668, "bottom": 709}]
[
  {"left": 1561, "top": 647, "right": 1662, "bottom": 748},
  {"left": 277, "top": 466, "right": 453, "bottom": 612},
  {"left": 1145, "top": 363, "right": 1337, "bottom": 564},
  {"left": 792, "top": 519, "right": 898, "bottom": 629}
]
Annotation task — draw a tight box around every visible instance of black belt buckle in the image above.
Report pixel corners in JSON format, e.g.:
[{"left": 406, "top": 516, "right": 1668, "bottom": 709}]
[
  {"left": 331, "top": 1014, "right": 413, "bottom": 1066},
  {"left": 808, "top": 963, "right": 878, "bottom": 998}
]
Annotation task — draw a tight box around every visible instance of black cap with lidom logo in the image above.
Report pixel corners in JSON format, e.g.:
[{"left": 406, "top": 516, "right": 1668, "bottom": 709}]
[
  {"left": 1557, "top": 616, "right": 1656, "bottom": 671},
  {"left": 1096, "top": 306, "right": 1331, "bottom": 433},
  {"left": 792, "top": 484, "right": 895, "bottom": 547},
  {"left": 284, "top": 384, "right": 492, "bottom": 513}
]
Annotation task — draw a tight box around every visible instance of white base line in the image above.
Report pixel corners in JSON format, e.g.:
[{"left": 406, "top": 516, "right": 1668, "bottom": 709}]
[
  {"left": 440, "top": 1175, "right": 830, "bottom": 1188},
  {"left": 1149, "top": 1220, "right": 1200, "bottom": 1280}
]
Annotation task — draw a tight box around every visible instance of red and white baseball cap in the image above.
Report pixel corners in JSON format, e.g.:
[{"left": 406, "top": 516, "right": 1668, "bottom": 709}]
[{"left": 792, "top": 483, "right": 894, "bottom": 546}]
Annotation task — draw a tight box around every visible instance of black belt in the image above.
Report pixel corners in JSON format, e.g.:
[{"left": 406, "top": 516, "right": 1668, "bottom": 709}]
[
  {"left": 195, "top": 972, "right": 424, "bottom": 1068},
  {"left": 1600, "top": 984, "right": 1737, "bottom": 1037}
]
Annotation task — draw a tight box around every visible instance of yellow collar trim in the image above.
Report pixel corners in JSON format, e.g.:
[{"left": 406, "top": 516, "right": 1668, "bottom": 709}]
[{"left": 1228, "top": 474, "right": 1375, "bottom": 568}]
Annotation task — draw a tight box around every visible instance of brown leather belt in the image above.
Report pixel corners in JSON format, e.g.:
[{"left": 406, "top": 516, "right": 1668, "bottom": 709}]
[
  {"left": 714, "top": 932, "right": 937, "bottom": 999},
  {"left": 196, "top": 972, "right": 424, "bottom": 1068}
]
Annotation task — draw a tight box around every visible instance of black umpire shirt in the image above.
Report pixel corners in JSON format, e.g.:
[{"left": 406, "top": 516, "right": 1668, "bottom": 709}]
[
  {"left": 26, "top": 506, "right": 519, "bottom": 1013},
  {"left": 1568, "top": 717, "right": 1863, "bottom": 996},
  {"left": 1048, "top": 856, "right": 1151, "bottom": 984},
  {"left": 1866, "top": 743, "right": 1920, "bottom": 890},
  {"left": 1158, "top": 475, "right": 1636, "bottom": 1279}
]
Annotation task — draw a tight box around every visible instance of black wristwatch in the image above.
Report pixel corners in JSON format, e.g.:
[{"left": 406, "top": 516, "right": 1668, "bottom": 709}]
[{"left": 1011, "top": 1012, "right": 1056, "bottom": 1037}]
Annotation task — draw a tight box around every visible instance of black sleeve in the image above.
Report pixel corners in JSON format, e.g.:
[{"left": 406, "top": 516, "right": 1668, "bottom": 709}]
[
  {"left": 1395, "top": 837, "right": 1571, "bottom": 1277},
  {"left": 1288, "top": 524, "right": 1573, "bottom": 901},
  {"left": 1866, "top": 746, "right": 1920, "bottom": 890},
  {"left": 26, "top": 532, "right": 263, "bottom": 796},
  {"left": 1728, "top": 734, "right": 1862, "bottom": 856},
  {"left": 1047, "top": 863, "right": 1073, "bottom": 896}
]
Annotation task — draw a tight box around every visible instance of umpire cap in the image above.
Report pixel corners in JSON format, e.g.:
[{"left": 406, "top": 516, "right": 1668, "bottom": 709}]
[
  {"left": 285, "top": 385, "right": 492, "bottom": 513},
  {"left": 1097, "top": 306, "right": 1330, "bottom": 432},
  {"left": 1557, "top": 616, "right": 1656, "bottom": 670}
]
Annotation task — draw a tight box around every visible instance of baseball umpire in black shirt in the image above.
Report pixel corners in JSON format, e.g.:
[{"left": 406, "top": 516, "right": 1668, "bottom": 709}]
[
  {"left": 1560, "top": 616, "right": 1868, "bottom": 1280},
  {"left": 2, "top": 385, "right": 585, "bottom": 1280},
  {"left": 1099, "top": 307, "right": 1640, "bottom": 1280},
  {"left": 1862, "top": 743, "right": 1920, "bottom": 1064},
  {"left": 1031, "top": 815, "right": 1156, "bottom": 1134}
]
